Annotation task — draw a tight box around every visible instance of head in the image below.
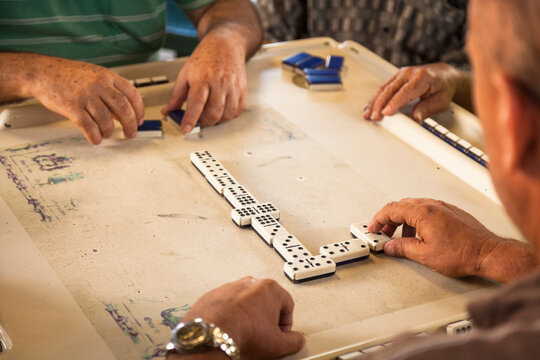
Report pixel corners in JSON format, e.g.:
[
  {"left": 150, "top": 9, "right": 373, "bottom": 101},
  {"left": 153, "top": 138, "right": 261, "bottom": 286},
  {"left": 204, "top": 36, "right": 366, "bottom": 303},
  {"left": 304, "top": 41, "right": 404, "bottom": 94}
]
[{"left": 467, "top": 0, "right": 540, "bottom": 251}]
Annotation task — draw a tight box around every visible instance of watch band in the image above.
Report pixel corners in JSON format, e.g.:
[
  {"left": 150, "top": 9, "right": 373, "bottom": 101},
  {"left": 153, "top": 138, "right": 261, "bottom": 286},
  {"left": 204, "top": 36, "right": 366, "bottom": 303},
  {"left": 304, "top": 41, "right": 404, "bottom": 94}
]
[
  {"left": 212, "top": 326, "right": 239, "bottom": 360},
  {"left": 166, "top": 319, "right": 240, "bottom": 360}
]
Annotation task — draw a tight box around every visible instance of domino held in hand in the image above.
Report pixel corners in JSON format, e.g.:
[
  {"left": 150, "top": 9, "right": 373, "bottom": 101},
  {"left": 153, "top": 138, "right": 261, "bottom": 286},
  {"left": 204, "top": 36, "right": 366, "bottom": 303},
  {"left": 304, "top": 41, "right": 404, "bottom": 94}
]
[{"left": 350, "top": 222, "right": 391, "bottom": 252}]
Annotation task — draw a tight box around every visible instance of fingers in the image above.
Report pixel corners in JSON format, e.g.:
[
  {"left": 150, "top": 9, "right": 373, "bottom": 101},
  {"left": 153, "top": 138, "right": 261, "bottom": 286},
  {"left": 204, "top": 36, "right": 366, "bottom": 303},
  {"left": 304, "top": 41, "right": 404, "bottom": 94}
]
[
  {"left": 200, "top": 87, "right": 226, "bottom": 127},
  {"left": 364, "top": 76, "right": 408, "bottom": 121},
  {"left": 380, "top": 76, "right": 430, "bottom": 118},
  {"left": 85, "top": 99, "right": 115, "bottom": 138},
  {"left": 72, "top": 109, "right": 103, "bottom": 145},
  {"left": 278, "top": 285, "right": 296, "bottom": 332},
  {"left": 411, "top": 92, "right": 452, "bottom": 122},
  {"left": 101, "top": 86, "right": 139, "bottom": 138},
  {"left": 384, "top": 237, "right": 423, "bottom": 260},
  {"left": 276, "top": 330, "right": 306, "bottom": 357},
  {"left": 182, "top": 84, "right": 209, "bottom": 133},
  {"left": 368, "top": 198, "right": 428, "bottom": 233},
  {"left": 113, "top": 78, "right": 145, "bottom": 125}
]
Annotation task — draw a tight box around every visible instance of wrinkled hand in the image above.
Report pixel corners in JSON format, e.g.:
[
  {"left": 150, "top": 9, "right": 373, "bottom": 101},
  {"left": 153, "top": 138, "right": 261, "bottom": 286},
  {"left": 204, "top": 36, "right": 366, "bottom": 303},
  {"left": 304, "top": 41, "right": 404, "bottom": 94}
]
[
  {"left": 180, "top": 277, "right": 305, "bottom": 360},
  {"left": 364, "top": 63, "right": 465, "bottom": 122},
  {"left": 367, "top": 198, "right": 503, "bottom": 278},
  {"left": 161, "top": 33, "right": 247, "bottom": 133},
  {"left": 30, "top": 55, "right": 144, "bottom": 144}
]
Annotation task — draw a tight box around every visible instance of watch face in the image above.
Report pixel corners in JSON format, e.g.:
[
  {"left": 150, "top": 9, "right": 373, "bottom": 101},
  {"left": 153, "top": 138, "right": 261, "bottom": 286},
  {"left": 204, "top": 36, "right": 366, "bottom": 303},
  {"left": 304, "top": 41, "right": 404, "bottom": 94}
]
[{"left": 173, "top": 321, "right": 211, "bottom": 349}]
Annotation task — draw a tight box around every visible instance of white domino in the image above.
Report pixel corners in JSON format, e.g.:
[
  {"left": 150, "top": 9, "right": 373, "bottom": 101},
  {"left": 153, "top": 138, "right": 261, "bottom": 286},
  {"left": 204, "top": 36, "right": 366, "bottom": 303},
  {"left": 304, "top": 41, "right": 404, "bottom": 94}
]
[
  {"left": 350, "top": 222, "right": 391, "bottom": 252},
  {"left": 319, "top": 239, "right": 369, "bottom": 265},
  {"left": 446, "top": 319, "right": 473, "bottom": 335},
  {"left": 231, "top": 203, "right": 279, "bottom": 227},
  {"left": 206, "top": 172, "right": 238, "bottom": 194},
  {"left": 223, "top": 185, "right": 258, "bottom": 208},
  {"left": 284, "top": 255, "right": 336, "bottom": 282},
  {"left": 273, "top": 234, "right": 312, "bottom": 262},
  {"left": 190, "top": 151, "right": 216, "bottom": 173},
  {"left": 251, "top": 214, "right": 289, "bottom": 245}
]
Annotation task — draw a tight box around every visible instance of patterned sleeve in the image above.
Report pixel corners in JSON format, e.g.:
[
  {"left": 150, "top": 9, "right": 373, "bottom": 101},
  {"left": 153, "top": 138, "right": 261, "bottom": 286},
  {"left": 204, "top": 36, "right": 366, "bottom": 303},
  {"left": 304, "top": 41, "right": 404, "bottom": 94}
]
[{"left": 255, "top": 0, "right": 308, "bottom": 42}]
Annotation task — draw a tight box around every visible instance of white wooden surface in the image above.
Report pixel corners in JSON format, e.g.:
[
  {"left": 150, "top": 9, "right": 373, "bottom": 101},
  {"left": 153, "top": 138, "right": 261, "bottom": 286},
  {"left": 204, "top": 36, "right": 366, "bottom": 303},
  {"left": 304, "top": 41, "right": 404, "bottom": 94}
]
[{"left": 0, "top": 38, "right": 519, "bottom": 360}]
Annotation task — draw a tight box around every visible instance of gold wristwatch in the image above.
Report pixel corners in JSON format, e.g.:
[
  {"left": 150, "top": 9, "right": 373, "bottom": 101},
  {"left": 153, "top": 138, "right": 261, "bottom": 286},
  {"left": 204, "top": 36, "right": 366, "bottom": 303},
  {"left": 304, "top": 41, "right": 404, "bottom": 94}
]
[{"left": 166, "top": 318, "right": 239, "bottom": 360}]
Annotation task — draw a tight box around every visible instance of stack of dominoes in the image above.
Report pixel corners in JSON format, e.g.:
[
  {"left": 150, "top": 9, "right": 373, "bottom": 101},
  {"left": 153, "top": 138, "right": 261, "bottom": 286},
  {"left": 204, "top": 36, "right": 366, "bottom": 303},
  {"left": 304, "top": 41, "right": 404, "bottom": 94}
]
[
  {"left": 128, "top": 75, "right": 169, "bottom": 88},
  {"left": 421, "top": 118, "right": 489, "bottom": 168},
  {"left": 191, "top": 151, "right": 388, "bottom": 283},
  {"left": 282, "top": 52, "right": 344, "bottom": 91}
]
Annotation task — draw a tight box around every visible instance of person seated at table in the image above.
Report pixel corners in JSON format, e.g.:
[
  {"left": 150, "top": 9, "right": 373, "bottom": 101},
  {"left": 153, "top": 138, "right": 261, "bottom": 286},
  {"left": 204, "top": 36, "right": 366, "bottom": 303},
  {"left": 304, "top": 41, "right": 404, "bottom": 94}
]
[
  {"left": 165, "top": 0, "right": 540, "bottom": 358},
  {"left": 0, "top": 0, "right": 262, "bottom": 144}
]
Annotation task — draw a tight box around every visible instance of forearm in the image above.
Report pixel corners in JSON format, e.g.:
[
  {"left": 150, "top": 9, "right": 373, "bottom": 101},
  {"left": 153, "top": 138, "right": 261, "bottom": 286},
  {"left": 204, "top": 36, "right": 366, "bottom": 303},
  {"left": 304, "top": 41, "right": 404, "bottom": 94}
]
[
  {"left": 0, "top": 52, "right": 42, "bottom": 103},
  {"left": 471, "top": 237, "right": 538, "bottom": 284},
  {"left": 194, "top": 0, "right": 263, "bottom": 60}
]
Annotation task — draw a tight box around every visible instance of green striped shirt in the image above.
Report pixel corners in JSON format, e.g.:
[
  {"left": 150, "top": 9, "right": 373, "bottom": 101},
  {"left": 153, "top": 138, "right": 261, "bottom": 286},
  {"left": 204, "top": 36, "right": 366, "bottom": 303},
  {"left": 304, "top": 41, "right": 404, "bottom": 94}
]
[{"left": 0, "top": 0, "right": 214, "bottom": 67}]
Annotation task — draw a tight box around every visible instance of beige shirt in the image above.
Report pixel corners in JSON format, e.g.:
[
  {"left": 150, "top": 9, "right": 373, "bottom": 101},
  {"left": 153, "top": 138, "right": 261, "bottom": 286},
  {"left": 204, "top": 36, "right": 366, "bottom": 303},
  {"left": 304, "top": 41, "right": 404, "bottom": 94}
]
[{"left": 368, "top": 270, "right": 540, "bottom": 359}]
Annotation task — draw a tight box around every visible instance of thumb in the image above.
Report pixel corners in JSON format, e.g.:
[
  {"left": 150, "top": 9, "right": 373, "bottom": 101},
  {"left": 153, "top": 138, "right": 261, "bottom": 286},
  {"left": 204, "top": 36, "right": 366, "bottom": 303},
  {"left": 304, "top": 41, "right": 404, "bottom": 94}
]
[
  {"left": 384, "top": 237, "right": 422, "bottom": 260},
  {"left": 412, "top": 93, "right": 451, "bottom": 122},
  {"left": 275, "top": 330, "right": 306, "bottom": 357}
]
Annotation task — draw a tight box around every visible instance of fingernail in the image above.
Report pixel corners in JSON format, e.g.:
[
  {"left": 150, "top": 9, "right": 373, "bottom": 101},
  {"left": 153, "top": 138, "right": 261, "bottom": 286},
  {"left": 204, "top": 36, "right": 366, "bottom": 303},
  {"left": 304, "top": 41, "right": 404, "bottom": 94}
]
[
  {"left": 382, "top": 106, "right": 391, "bottom": 115},
  {"left": 139, "top": 117, "right": 144, "bottom": 126},
  {"left": 414, "top": 111, "right": 423, "bottom": 121},
  {"left": 160, "top": 107, "right": 167, "bottom": 115},
  {"left": 129, "top": 131, "right": 137, "bottom": 139},
  {"left": 384, "top": 241, "right": 395, "bottom": 256},
  {"left": 183, "top": 125, "right": 192, "bottom": 133}
]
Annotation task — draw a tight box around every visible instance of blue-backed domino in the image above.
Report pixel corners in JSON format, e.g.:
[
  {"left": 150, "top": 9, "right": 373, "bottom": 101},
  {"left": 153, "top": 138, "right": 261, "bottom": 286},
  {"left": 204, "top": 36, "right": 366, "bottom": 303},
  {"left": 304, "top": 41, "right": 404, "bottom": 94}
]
[
  {"left": 167, "top": 109, "right": 201, "bottom": 134},
  {"left": 303, "top": 68, "right": 340, "bottom": 76},
  {"left": 304, "top": 74, "right": 343, "bottom": 91},
  {"left": 295, "top": 56, "right": 325, "bottom": 74},
  {"left": 282, "top": 52, "right": 312, "bottom": 71},
  {"left": 136, "top": 120, "right": 163, "bottom": 138},
  {"left": 325, "top": 55, "right": 345, "bottom": 71}
]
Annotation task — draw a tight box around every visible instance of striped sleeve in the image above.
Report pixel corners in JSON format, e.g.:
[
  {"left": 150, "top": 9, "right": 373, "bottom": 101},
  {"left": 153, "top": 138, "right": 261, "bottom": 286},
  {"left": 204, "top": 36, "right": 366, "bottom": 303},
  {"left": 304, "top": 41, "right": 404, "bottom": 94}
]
[{"left": 173, "top": 0, "right": 217, "bottom": 10}]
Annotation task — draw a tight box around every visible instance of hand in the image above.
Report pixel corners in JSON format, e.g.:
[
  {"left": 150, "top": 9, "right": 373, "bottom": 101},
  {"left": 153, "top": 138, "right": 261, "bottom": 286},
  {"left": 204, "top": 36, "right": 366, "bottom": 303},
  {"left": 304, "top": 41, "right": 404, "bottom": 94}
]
[
  {"left": 180, "top": 277, "right": 305, "bottom": 360},
  {"left": 367, "top": 198, "right": 504, "bottom": 278},
  {"left": 363, "top": 63, "right": 469, "bottom": 122},
  {"left": 27, "top": 55, "right": 144, "bottom": 144},
  {"left": 161, "top": 31, "right": 247, "bottom": 133}
]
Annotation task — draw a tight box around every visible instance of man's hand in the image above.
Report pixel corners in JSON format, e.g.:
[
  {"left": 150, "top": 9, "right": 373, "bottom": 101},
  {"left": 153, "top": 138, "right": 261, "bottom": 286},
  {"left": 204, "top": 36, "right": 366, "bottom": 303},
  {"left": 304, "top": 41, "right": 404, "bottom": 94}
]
[
  {"left": 161, "top": 32, "right": 247, "bottom": 133},
  {"left": 161, "top": 0, "right": 262, "bottom": 133},
  {"left": 363, "top": 63, "right": 472, "bottom": 122},
  {"left": 173, "top": 277, "right": 305, "bottom": 360},
  {"left": 0, "top": 53, "right": 144, "bottom": 145},
  {"left": 368, "top": 198, "right": 538, "bottom": 283}
]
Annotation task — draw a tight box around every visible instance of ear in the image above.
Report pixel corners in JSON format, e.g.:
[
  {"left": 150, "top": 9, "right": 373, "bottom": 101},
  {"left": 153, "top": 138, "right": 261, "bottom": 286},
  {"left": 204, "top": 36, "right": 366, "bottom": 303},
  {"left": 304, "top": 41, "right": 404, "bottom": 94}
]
[{"left": 493, "top": 72, "right": 540, "bottom": 175}]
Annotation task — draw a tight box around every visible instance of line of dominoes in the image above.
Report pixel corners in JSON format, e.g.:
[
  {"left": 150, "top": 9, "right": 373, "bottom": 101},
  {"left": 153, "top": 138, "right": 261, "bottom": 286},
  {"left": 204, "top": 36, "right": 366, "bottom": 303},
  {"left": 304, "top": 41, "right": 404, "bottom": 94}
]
[
  {"left": 191, "top": 151, "right": 391, "bottom": 283},
  {"left": 421, "top": 118, "right": 489, "bottom": 168}
]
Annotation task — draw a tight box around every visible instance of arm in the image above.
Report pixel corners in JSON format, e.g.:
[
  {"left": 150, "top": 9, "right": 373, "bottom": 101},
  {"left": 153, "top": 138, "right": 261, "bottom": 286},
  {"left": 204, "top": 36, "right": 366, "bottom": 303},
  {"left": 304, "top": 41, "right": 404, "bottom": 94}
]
[
  {"left": 368, "top": 198, "right": 538, "bottom": 284},
  {"left": 167, "top": 277, "right": 305, "bottom": 360},
  {"left": 364, "top": 63, "right": 473, "bottom": 122},
  {"left": 0, "top": 52, "right": 144, "bottom": 144},
  {"left": 161, "top": 0, "right": 263, "bottom": 133}
]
